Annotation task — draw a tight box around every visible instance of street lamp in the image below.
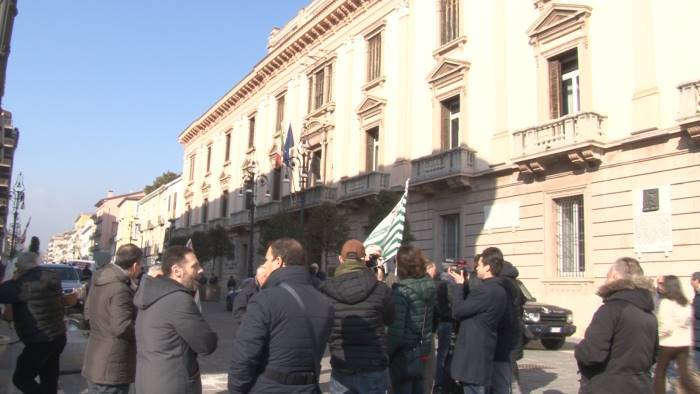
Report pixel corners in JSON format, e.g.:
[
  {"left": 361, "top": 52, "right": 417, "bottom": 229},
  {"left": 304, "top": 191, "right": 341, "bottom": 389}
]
[
  {"left": 241, "top": 160, "right": 268, "bottom": 278},
  {"left": 286, "top": 138, "right": 311, "bottom": 227},
  {"left": 9, "top": 172, "right": 24, "bottom": 258}
]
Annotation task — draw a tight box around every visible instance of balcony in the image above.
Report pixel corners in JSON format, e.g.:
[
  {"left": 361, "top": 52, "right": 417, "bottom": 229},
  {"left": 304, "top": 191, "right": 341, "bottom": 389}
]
[
  {"left": 256, "top": 201, "right": 281, "bottom": 221},
  {"left": 3, "top": 130, "right": 16, "bottom": 148},
  {"left": 0, "top": 158, "right": 11, "bottom": 167},
  {"left": 338, "top": 172, "right": 390, "bottom": 202},
  {"left": 282, "top": 185, "right": 337, "bottom": 211},
  {"left": 230, "top": 209, "right": 250, "bottom": 229},
  {"left": 677, "top": 79, "right": 700, "bottom": 144},
  {"left": 208, "top": 217, "right": 228, "bottom": 228},
  {"left": 410, "top": 146, "right": 476, "bottom": 192},
  {"left": 190, "top": 223, "right": 208, "bottom": 233},
  {"left": 512, "top": 112, "right": 607, "bottom": 174}
]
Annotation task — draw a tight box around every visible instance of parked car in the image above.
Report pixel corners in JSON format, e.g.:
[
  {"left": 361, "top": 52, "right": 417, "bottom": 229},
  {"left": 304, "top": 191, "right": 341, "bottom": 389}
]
[
  {"left": 225, "top": 277, "right": 254, "bottom": 311},
  {"left": 518, "top": 280, "right": 576, "bottom": 350},
  {"left": 41, "top": 264, "right": 86, "bottom": 312}
]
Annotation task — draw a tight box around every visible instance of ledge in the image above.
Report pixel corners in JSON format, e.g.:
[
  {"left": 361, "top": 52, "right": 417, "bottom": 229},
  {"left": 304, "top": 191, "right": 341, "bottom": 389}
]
[
  {"left": 362, "top": 76, "right": 386, "bottom": 92},
  {"left": 432, "top": 36, "right": 468, "bottom": 58}
]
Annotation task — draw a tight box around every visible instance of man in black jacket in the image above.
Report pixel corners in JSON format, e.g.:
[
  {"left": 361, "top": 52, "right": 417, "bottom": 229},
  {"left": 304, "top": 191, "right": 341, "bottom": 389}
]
[
  {"left": 575, "top": 257, "right": 657, "bottom": 393},
  {"left": 493, "top": 255, "right": 525, "bottom": 394},
  {"left": 320, "top": 239, "right": 394, "bottom": 394},
  {"left": 228, "top": 238, "right": 334, "bottom": 394},
  {"left": 448, "top": 249, "right": 507, "bottom": 394},
  {"left": 230, "top": 266, "right": 269, "bottom": 338},
  {"left": 0, "top": 252, "right": 69, "bottom": 393}
]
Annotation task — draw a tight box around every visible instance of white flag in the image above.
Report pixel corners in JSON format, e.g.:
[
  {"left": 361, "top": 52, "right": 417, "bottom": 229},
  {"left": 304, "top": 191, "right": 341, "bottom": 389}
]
[{"left": 364, "top": 179, "right": 409, "bottom": 261}]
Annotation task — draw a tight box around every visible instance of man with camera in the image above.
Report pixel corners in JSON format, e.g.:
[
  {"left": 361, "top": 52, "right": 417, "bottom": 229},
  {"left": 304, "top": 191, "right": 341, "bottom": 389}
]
[{"left": 448, "top": 249, "right": 508, "bottom": 394}]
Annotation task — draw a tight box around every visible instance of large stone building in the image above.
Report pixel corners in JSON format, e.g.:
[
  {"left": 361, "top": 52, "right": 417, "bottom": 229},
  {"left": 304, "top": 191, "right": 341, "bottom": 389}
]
[
  {"left": 0, "top": 109, "right": 18, "bottom": 253},
  {"left": 174, "top": 0, "right": 699, "bottom": 331}
]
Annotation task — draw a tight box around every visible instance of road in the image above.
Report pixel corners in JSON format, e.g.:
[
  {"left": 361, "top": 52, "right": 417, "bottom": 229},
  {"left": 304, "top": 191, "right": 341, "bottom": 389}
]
[{"left": 0, "top": 301, "right": 583, "bottom": 394}]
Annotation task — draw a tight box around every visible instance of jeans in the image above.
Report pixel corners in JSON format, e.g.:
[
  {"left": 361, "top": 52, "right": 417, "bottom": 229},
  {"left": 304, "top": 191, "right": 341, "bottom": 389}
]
[
  {"left": 462, "top": 383, "right": 486, "bottom": 394},
  {"left": 435, "top": 322, "right": 453, "bottom": 388},
  {"left": 87, "top": 381, "right": 131, "bottom": 394},
  {"left": 330, "top": 369, "right": 387, "bottom": 394},
  {"left": 492, "top": 361, "right": 513, "bottom": 394},
  {"left": 13, "top": 334, "right": 67, "bottom": 394}
]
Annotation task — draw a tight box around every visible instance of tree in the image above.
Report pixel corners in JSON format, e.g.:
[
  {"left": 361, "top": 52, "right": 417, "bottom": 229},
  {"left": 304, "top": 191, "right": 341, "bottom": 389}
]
[
  {"left": 305, "top": 203, "right": 349, "bottom": 272},
  {"left": 367, "top": 190, "right": 414, "bottom": 244},
  {"left": 167, "top": 235, "right": 188, "bottom": 247},
  {"left": 207, "top": 226, "right": 234, "bottom": 279},
  {"left": 189, "top": 231, "right": 212, "bottom": 265},
  {"left": 258, "top": 211, "right": 304, "bottom": 255},
  {"left": 144, "top": 171, "right": 179, "bottom": 195}
]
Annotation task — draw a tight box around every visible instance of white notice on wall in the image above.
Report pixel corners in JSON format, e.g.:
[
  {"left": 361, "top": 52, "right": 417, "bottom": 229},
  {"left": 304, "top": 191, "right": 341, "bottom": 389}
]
[
  {"left": 633, "top": 185, "right": 672, "bottom": 253},
  {"left": 483, "top": 201, "right": 520, "bottom": 230}
]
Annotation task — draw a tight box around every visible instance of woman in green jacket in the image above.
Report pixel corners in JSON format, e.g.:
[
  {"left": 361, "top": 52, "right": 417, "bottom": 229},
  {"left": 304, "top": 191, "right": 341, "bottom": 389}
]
[{"left": 388, "top": 245, "right": 437, "bottom": 394}]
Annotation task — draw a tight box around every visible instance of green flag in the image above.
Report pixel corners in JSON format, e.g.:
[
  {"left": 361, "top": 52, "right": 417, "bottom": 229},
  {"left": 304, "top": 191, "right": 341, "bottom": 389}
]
[{"left": 364, "top": 179, "right": 409, "bottom": 261}]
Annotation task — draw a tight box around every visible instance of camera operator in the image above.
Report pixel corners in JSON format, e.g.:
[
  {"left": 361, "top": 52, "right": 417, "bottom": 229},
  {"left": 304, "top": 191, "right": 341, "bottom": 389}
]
[{"left": 365, "top": 244, "right": 387, "bottom": 282}]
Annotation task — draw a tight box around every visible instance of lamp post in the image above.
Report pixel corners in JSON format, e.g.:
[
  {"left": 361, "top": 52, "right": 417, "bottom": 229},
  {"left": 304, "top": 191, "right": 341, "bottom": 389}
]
[
  {"left": 241, "top": 160, "right": 267, "bottom": 278},
  {"left": 287, "top": 139, "right": 311, "bottom": 227},
  {"left": 9, "top": 172, "right": 24, "bottom": 258}
]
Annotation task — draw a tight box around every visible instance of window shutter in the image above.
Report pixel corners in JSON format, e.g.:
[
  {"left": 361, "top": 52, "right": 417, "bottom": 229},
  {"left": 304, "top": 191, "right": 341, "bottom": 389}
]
[
  {"left": 441, "top": 104, "right": 450, "bottom": 150},
  {"left": 548, "top": 59, "right": 562, "bottom": 119},
  {"left": 366, "top": 132, "right": 374, "bottom": 171}
]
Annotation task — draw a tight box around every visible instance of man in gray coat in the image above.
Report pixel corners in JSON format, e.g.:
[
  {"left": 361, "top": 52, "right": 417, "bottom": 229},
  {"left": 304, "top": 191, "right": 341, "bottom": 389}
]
[
  {"left": 82, "top": 244, "right": 142, "bottom": 393},
  {"left": 134, "top": 245, "right": 218, "bottom": 394}
]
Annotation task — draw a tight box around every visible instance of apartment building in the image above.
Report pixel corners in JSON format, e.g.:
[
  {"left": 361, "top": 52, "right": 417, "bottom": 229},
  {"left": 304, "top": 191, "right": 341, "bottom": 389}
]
[
  {"left": 92, "top": 191, "right": 144, "bottom": 265},
  {"left": 137, "top": 175, "right": 182, "bottom": 265},
  {"left": 175, "top": 0, "right": 700, "bottom": 330},
  {"left": 0, "top": 110, "right": 18, "bottom": 254}
]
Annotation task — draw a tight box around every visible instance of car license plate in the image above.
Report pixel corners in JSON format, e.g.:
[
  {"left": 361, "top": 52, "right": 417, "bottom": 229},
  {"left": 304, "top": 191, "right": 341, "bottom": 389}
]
[{"left": 550, "top": 327, "right": 562, "bottom": 333}]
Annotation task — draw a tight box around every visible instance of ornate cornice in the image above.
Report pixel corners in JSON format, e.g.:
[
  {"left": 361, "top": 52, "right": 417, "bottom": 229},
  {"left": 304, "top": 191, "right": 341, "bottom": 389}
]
[{"left": 178, "top": 0, "right": 379, "bottom": 145}]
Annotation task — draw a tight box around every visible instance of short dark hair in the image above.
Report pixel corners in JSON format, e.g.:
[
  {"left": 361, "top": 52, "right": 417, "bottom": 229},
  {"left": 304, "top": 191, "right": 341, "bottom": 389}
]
[
  {"left": 29, "top": 237, "right": 40, "bottom": 254},
  {"left": 661, "top": 275, "right": 688, "bottom": 306},
  {"left": 268, "top": 238, "right": 306, "bottom": 266},
  {"left": 480, "top": 247, "right": 504, "bottom": 276},
  {"left": 396, "top": 245, "right": 427, "bottom": 279},
  {"left": 115, "top": 244, "right": 143, "bottom": 270},
  {"left": 692, "top": 271, "right": 700, "bottom": 282},
  {"left": 161, "top": 245, "right": 194, "bottom": 276}
]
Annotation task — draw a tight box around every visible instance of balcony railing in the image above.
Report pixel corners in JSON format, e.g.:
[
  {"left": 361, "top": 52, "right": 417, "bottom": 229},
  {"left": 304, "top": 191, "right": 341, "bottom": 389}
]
[
  {"left": 230, "top": 209, "right": 250, "bottom": 228},
  {"left": 338, "top": 172, "right": 390, "bottom": 201},
  {"left": 411, "top": 146, "right": 476, "bottom": 186},
  {"left": 512, "top": 112, "right": 607, "bottom": 159},
  {"left": 678, "top": 80, "right": 700, "bottom": 122},
  {"left": 282, "top": 185, "right": 337, "bottom": 211},
  {"left": 256, "top": 201, "right": 281, "bottom": 220},
  {"left": 208, "top": 217, "right": 228, "bottom": 228},
  {"left": 190, "top": 223, "right": 208, "bottom": 233}
]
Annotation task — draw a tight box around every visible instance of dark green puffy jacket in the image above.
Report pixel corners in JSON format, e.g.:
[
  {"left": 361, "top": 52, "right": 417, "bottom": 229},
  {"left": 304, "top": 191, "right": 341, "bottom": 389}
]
[{"left": 387, "top": 276, "right": 436, "bottom": 356}]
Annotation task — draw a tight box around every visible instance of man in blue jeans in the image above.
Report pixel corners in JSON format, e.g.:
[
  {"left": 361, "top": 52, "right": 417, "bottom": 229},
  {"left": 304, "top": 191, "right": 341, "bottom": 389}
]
[{"left": 320, "top": 240, "right": 395, "bottom": 394}]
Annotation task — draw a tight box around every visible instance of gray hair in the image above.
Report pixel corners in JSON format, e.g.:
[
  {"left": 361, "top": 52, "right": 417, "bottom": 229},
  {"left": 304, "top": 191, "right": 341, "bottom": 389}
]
[
  {"left": 612, "top": 257, "right": 644, "bottom": 280},
  {"left": 15, "top": 252, "right": 40, "bottom": 273}
]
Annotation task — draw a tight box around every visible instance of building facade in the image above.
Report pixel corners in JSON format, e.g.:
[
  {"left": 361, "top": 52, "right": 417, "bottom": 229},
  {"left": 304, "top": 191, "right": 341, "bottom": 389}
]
[
  {"left": 92, "top": 191, "right": 144, "bottom": 265},
  {"left": 114, "top": 199, "right": 140, "bottom": 254},
  {"left": 137, "top": 176, "right": 182, "bottom": 265},
  {"left": 174, "top": 0, "right": 700, "bottom": 331}
]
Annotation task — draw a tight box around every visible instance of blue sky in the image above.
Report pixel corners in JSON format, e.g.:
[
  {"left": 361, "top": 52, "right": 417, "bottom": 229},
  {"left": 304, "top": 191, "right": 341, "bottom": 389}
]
[{"left": 5, "top": 1, "right": 310, "bottom": 252}]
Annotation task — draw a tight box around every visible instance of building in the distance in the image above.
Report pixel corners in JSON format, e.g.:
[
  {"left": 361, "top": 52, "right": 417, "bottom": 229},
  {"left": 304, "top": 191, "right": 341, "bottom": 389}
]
[
  {"left": 172, "top": 0, "right": 700, "bottom": 332},
  {"left": 0, "top": 110, "right": 18, "bottom": 255},
  {"left": 137, "top": 175, "right": 182, "bottom": 265},
  {"left": 46, "top": 231, "right": 74, "bottom": 263},
  {"left": 92, "top": 191, "right": 144, "bottom": 266}
]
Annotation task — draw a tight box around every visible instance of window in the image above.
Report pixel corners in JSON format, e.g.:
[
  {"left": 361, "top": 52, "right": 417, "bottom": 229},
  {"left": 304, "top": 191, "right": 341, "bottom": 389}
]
[
  {"left": 276, "top": 93, "right": 285, "bottom": 134},
  {"left": 248, "top": 115, "right": 256, "bottom": 149},
  {"left": 442, "top": 214, "right": 460, "bottom": 261},
  {"left": 272, "top": 167, "right": 281, "bottom": 201},
  {"left": 310, "top": 148, "right": 323, "bottom": 185},
  {"left": 548, "top": 49, "right": 580, "bottom": 118},
  {"left": 440, "top": 0, "right": 460, "bottom": 45},
  {"left": 221, "top": 190, "right": 229, "bottom": 218},
  {"left": 201, "top": 199, "right": 209, "bottom": 223},
  {"left": 172, "top": 193, "right": 177, "bottom": 218},
  {"left": 224, "top": 132, "right": 231, "bottom": 162},
  {"left": 441, "top": 96, "right": 460, "bottom": 150},
  {"left": 366, "top": 127, "right": 380, "bottom": 171},
  {"left": 309, "top": 63, "right": 333, "bottom": 112},
  {"left": 555, "top": 195, "right": 585, "bottom": 277},
  {"left": 185, "top": 206, "right": 191, "bottom": 227},
  {"left": 188, "top": 155, "right": 196, "bottom": 181},
  {"left": 206, "top": 145, "right": 212, "bottom": 173},
  {"left": 367, "top": 32, "right": 382, "bottom": 82}
]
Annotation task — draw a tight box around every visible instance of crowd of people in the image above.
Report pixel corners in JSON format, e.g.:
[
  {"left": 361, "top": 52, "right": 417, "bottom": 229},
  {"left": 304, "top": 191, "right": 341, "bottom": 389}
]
[{"left": 0, "top": 236, "right": 698, "bottom": 394}]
